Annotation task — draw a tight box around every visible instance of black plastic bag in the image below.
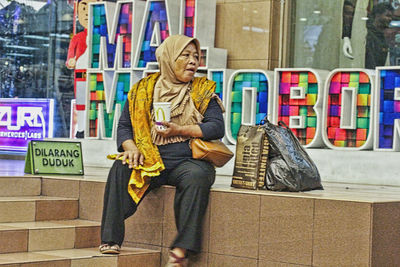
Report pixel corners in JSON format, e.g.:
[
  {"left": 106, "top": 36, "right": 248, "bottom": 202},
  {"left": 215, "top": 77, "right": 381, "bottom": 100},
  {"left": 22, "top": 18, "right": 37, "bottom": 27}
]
[{"left": 261, "top": 119, "right": 323, "bottom": 191}]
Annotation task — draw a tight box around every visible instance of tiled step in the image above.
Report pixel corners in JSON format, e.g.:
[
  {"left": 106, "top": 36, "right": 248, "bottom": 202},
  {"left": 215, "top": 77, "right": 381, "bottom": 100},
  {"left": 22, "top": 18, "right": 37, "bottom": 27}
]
[
  {"left": 0, "top": 219, "right": 100, "bottom": 253},
  {"left": 0, "top": 196, "right": 78, "bottom": 223},
  {"left": 0, "top": 177, "right": 41, "bottom": 197},
  {"left": 0, "top": 247, "right": 160, "bottom": 267}
]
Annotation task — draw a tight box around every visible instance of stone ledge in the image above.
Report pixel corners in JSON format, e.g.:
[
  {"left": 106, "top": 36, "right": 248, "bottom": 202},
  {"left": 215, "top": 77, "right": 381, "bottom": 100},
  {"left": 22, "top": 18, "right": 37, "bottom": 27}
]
[{"left": 46, "top": 138, "right": 400, "bottom": 187}]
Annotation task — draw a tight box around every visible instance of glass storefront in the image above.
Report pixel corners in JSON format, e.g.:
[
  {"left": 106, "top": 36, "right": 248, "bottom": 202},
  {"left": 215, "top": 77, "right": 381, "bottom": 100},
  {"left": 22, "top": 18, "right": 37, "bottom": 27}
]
[
  {"left": 289, "top": 0, "right": 400, "bottom": 70},
  {"left": 0, "top": 0, "right": 76, "bottom": 137}
]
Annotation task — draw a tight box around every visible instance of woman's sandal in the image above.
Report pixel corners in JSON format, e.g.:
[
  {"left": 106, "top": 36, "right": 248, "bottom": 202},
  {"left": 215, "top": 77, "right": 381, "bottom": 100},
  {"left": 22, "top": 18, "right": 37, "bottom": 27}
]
[
  {"left": 99, "top": 243, "right": 120, "bottom": 254},
  {"left": 165, "top": 250, "right": 188, "bottom": 267}
]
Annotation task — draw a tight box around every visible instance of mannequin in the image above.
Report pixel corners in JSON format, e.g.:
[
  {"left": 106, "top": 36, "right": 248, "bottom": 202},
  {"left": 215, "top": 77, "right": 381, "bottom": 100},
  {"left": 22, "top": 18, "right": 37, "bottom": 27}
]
[
  {"left": 342, "top": 0, "right": 356, "bottom": 59},
  {"left": 341, "top": 0, "right": 394, "bottom": 69},
  {"left": 339, "top": 0, "right": 370, "bottom": 68},
  {"left": 66, "top": 0, "right": 100, "bottom": 138}
]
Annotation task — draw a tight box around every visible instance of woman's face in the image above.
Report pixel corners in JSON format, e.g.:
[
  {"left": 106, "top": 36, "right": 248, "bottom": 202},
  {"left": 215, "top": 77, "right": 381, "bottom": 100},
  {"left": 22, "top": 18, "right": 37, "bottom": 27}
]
[{"left": 174, "top": 42, "right": 199, "bottom": 83}]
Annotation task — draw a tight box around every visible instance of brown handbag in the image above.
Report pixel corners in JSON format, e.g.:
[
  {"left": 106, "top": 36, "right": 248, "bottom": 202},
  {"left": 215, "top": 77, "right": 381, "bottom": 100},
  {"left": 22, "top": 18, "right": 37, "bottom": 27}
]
[{"left": 190, "top": 138, "right": 234, "bottom": 167}]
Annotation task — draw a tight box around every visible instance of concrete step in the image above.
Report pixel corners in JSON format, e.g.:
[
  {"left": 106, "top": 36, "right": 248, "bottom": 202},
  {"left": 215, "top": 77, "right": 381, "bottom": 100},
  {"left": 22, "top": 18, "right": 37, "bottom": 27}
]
[
  {"left": 0, "top": 176, "right": 41, "bottom": 197},
  {"left": 0, "top": 196, "right": 78, "bottom": 223},
  {"left": 0, "top": 219, "right": 101, "bottom": 253},
  {"left": 0, "top": 247, "right": 161, "bottom": 266}
]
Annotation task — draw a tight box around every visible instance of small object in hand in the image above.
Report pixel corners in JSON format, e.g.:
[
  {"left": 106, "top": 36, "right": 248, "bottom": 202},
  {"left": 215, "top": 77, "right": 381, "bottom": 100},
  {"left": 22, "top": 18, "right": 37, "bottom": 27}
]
[{"left": 153, "top": 102, "right": 171, "bottom": 130}]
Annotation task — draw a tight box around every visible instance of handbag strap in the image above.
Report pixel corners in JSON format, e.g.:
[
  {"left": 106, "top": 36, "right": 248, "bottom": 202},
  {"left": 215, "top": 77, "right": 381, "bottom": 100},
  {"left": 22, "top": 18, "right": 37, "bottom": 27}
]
[{"left": 278, "top": 121, "right": 289, "bottom": 128}]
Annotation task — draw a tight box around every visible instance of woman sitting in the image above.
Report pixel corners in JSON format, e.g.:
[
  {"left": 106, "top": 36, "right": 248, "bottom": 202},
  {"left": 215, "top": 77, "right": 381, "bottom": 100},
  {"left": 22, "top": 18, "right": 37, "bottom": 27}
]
[{"left": 99, "top": 34, "right": 225, "bottom": 266}]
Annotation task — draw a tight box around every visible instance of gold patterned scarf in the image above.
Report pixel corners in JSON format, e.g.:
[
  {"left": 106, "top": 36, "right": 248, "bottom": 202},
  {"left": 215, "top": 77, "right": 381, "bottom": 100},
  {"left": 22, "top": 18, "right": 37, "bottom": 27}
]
[{"left": 122, "top": 72, "right": 217, "bottom": 204}]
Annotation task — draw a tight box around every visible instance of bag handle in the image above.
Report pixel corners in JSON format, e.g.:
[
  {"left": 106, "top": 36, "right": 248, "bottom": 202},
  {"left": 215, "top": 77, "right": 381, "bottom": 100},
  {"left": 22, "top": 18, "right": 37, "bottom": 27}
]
[
  {"left": 278, "top": 121, "right": 289, "bottom": 129},
  {"left": 259, "top": 115, "right": 289, "bottom": 129},
  {"left": 259, "top": 115, "right": 269, "bottom": 125}
]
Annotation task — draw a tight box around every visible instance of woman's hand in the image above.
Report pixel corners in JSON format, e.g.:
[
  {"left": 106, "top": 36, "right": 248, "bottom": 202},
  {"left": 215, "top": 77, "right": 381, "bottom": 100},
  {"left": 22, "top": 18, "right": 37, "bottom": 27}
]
[
  {"left": 156, "top": 121, "right": 182, "bottom": 137},
  {"left": 120, "top": 140, "right": 144, "bottom": 168},
  {"left": 156, "top": 121, "right": 204, "bottom": 138}
]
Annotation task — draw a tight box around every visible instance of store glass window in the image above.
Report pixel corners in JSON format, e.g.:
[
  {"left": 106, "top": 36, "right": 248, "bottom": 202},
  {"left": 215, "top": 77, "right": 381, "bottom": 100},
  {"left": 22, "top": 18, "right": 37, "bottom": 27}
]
[
  {"left": 288, "top": 0, "right": 400, "bottom": 70},
  {"left": 0, "top": 0, "right": 76, "bottom": 137}
]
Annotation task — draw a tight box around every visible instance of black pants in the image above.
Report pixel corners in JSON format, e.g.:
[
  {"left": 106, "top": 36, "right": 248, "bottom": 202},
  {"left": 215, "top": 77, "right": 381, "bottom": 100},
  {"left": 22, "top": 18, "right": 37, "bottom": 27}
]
[{"left": 100, "top": 159, "right": 215, "bottom": 253}]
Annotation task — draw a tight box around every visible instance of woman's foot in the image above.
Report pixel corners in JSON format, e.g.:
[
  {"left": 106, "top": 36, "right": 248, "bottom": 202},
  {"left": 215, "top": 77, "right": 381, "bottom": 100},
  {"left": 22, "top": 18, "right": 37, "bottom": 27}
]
[
  {"left": 165, "top": 249, "right": 188, "bottom": 267},
  {"left": 99, "top": 243, "right": 120, "bottom": 254}
]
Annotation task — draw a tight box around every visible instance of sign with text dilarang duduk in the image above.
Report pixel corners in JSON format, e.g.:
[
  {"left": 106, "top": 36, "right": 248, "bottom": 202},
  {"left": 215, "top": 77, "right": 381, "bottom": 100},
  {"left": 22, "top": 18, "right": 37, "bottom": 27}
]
[{"left": 24, "top": 140, "right": 84, "bottom": 175}]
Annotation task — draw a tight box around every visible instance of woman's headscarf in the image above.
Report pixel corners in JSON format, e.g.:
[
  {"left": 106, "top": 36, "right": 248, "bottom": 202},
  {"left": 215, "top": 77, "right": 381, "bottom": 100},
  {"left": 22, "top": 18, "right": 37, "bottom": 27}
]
[{"left": 152, "top": 35, "right": 204, "bottom": 145}]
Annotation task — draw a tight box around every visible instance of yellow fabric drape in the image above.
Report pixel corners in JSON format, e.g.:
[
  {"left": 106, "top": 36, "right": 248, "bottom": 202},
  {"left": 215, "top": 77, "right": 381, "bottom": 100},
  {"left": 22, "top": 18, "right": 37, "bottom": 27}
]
[{"left": 109, "top": 73, "right": 216, "bottom": 204}]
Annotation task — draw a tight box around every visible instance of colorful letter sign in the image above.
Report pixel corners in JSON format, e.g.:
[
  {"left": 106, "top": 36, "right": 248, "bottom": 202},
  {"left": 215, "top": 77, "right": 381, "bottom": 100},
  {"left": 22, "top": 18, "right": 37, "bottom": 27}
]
[
  {"left": 84, "top": 0, "right": 225, "bottom": 139},
  {"left": 61, "top": 0, "right": 400, "bottom": 154},
  {"left": 374, "top": 67, "right": 400, "bottom": 151},
  {"left": 224, "top": 70, "right": 273, "bottom": 144},
  {"left": 274, "top": 68, "right": 328, "bottom": 148},
  {"left": 322, "top": 69, "right": 375, "bottom": 150}
]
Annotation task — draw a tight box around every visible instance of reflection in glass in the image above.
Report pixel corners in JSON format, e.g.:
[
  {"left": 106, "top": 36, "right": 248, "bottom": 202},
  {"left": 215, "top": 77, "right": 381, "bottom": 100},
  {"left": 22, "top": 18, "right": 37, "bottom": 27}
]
[
  {"left": 0, "top": 0, "right": 75, "bottom": 137},
  {"left": 289, "top": 0, "right": 400, "bottom": 71}
]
